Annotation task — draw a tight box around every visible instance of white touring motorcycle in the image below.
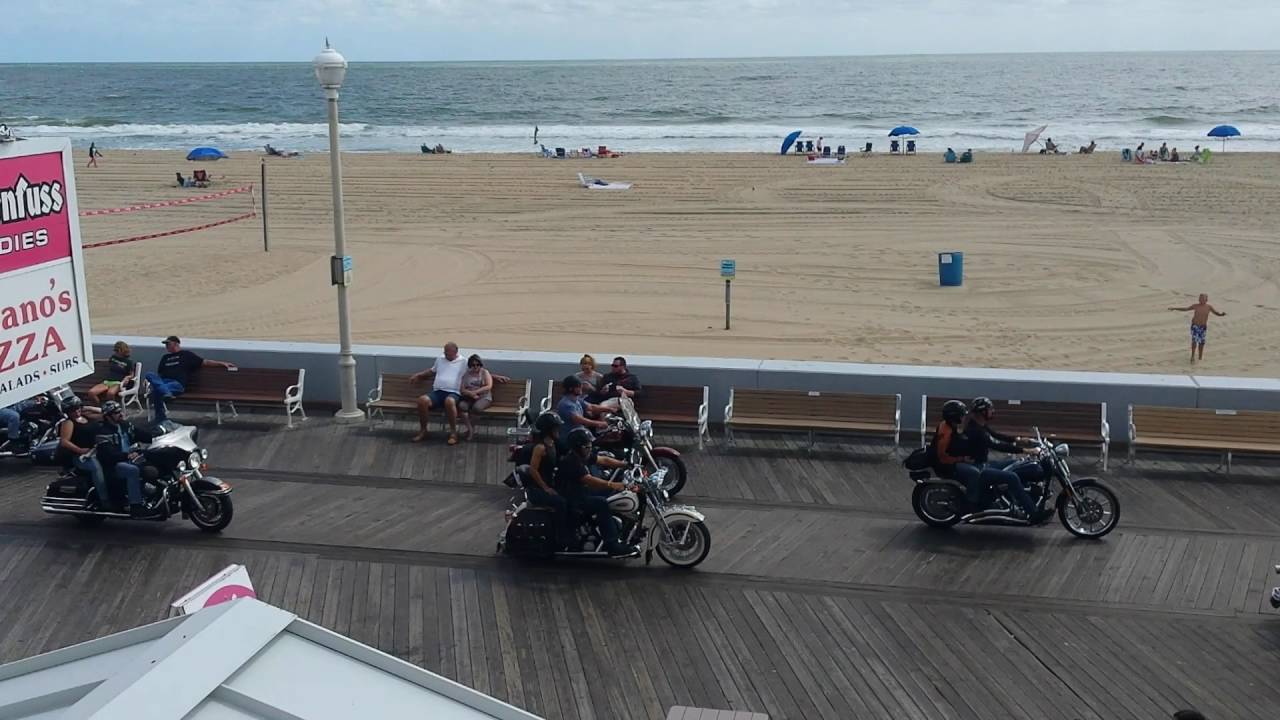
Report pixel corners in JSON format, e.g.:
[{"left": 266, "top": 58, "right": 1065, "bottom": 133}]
[{"left": 498, "top": 466, "right": 711, "bottom": 568}]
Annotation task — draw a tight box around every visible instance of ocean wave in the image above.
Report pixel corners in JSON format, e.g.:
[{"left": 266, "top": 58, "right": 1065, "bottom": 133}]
[{"left": 1139, "top": 115, "right": 1197, "bottom": 126}]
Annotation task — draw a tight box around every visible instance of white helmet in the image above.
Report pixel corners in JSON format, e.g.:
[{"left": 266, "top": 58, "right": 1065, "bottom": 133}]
[{"left": 607, "top": 490, "right": 638, "bottom": 514}]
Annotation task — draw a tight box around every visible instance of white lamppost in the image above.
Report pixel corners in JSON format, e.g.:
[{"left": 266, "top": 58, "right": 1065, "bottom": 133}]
[{"left": 314, "top": 41, "right": 363, "bottom": 421}]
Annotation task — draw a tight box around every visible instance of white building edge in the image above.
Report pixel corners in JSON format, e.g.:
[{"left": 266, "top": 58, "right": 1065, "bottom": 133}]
[{"left": 0, "top": 597, "right": 542, "bottom": 720}]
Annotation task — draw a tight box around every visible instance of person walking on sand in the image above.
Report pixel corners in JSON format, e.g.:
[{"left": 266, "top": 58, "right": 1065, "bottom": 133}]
[
  {"left": 87, "top": 142, "right": 101, "bottom": 168},
  {"left": 533, "top": 125, "right": 539, "bottom": 146},
  {"left": 1169, "top": 293, "right": 1226, "bottom": 363}
]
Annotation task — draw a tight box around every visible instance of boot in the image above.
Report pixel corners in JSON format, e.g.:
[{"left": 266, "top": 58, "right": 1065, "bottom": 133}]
[{"left": 129, "top": 503, "right": 151, "bottom": 519}]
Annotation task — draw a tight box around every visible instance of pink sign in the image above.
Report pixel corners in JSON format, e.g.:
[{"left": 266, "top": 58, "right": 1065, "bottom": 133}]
[{"left": 0, "top": 151, "right": 73, "bottom": 275}]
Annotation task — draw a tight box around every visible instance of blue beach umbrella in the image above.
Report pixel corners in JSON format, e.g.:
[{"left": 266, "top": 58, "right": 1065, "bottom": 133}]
[
  {"left": 186, "top": 146, "right": 227, "bottom": 161},
  {"left": 888, "top": 126, "right": 919, "bottom": 137},
  {"left": 780, "top": 130, "right": 802, "bottom": 155},
  {"left": 1206, "top": 125, "right": 1240, "bottom": 151}
]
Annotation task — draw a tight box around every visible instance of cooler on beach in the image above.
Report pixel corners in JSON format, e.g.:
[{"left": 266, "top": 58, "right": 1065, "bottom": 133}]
[{"left": 938, "top": 252, "right": 963, "bottom": 286}]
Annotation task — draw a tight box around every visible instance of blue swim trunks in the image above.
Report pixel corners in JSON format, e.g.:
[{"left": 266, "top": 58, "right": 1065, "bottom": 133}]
[{"left": 1191, "top": 324, "right": 1207, "bottom": 345}]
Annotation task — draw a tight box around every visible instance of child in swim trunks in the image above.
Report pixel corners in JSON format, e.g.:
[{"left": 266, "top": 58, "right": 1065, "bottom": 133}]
[{"left": 1169, "top": 294, "right": 1226, "bottom": 364}]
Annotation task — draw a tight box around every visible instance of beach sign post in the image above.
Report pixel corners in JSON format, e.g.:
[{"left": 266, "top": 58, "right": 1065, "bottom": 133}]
[
  {"left": 720, "top": 259, "right": 736, "bottom": 330},
  {"left": 0, "top": 137, "right": 93, "bottom": 407}
]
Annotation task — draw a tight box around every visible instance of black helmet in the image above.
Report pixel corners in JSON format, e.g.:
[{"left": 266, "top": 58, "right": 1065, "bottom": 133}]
[
  {"left": 533, "top": 411, "right": 563, "bottom": 436},
  {"left": 61, "top": 396, "right": 84, "bottom": 414},
  {"left": 101, "top": 400, "right": 124, "bottom": 417},
  {"left": 941, "top": 400, "right": 968, "bottom": 424},
  {"left": 566, "top": 426, "right": 594, "bottom": 450},
  {"left": 561, "top": 375, "right": 582, "bottom": 393},
  {"left": 971, "top": 397, "right": 993, "bottom": 415}
]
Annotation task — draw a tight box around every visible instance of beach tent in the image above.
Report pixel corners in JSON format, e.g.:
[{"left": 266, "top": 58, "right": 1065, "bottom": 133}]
[
  {"left": 186, "top": 146, "right": 227, "bottom": 161},
  {"left": 1022, "top": 125, "right": 1048, "bottom": 153},
  {"left": 1206, "top": 125, "right": 1240, "bottom": 151},
  {"left": 888, "top": 126, "right": 919, "bottom": 137},
  {"left": 780, "top": 130, "right": 802, "bottom": 155}
]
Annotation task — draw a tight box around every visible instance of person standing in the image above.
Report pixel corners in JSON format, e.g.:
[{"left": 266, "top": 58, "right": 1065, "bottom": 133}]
[
  {"left": 533, "top": 125, "right": 539, "bottom": 146},
  {"left": 1168, "top": 294, "right": 1226, "bottom": 363},
  {"left": 87, "top": 142, "right": 102, "bottom": 168}
]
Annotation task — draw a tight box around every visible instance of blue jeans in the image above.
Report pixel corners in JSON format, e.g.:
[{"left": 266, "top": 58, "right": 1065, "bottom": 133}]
[
  {"left": 525, "top": 485, "right": 571, "bottom": 550},
  {"left": 145, "top": 373, "right": 184, "bottom": 421},
  {"left": 570, "top": 494, "right": 626, "bottom": 554},
  {"left": 0, "top": 407, "right": 19, "bottom": 441},
  {"left": 75, "top": 455, "right": 109, "bottom": 507},
  {"left": 979, "top": 465, "right": 1038, "bottom": 516},
  {"left": 113, "top": 461, "right": 144, "bottom": 506},
  {"left": 955, "top": 462, "right": 983, "bottom": 504}
]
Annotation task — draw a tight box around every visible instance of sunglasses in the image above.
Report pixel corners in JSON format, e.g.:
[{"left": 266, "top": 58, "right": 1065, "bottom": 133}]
[{"left": 611, "top": 363, "right": 623, "bottom": 368}]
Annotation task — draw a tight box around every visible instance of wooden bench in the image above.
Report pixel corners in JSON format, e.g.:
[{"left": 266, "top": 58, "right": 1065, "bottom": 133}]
[
  {"left": 365, "top": 373, "right": 531, "bottom": 431},
  {"left": 69, "top": 359, "right": 145, "bottom": 416},
  {"left": 667, "top": 708, "right": 769, "bottom": 720},
  {"left": 920, "top": 395, "right": 1111, "bottom": 469},
  {"left": 723, "top": 388, "right": 900, "bottom": 447},
  {"left": 1128, "top": 405, "right": 1280, "bottom": 472},
  {"left": 538, "top": 380, "right": 710, "bottom": 449},
  {"left": 155, "top": 367, "right": 306, "bottom": 427}
]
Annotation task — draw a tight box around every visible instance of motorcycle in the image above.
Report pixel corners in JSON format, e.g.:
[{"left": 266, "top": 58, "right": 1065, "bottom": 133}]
[
  {"left": 498, "top": 465, "right": 711, "bottom": 568},
  {"left": 0, "top": 389, "right": 69, "bottom": 462},
  {"left": 1271, "top": 565, "right": 1279, "bottom": 610},
  {"left": 909, "top": 427, "right": 1120, "bottom": 538},
  {"left": 40, "top": 420, "right": 234, "bottom": 532}
]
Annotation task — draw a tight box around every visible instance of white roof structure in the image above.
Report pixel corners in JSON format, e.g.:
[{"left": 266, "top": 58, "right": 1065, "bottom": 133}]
[{"left": 0, "top": 598, "right": 542, "bottom": 720}]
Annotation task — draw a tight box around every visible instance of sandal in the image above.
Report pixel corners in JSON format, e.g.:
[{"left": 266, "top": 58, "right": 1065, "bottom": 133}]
[{"left": 447, "top": 434, "right": 458, "bottom": 446}]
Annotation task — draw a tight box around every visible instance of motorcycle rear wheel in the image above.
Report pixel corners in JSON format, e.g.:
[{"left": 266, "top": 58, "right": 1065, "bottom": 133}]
[
  {"left": 912, "top": 483, "right": 962, "bottom": 527},
  {"left": 1057, "top": 479, "right": 1119, "bottom": 539},
  {"left": 189, "top": 493, "right": 234, "bottom": 533},
  {"left": 656, "top": 519, "right": 710, "bottom": 569}
]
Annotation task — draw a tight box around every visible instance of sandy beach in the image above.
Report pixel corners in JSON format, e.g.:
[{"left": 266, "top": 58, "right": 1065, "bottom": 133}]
[{"left": 74, "top": 149, "right": 1280, "bottom": 376}]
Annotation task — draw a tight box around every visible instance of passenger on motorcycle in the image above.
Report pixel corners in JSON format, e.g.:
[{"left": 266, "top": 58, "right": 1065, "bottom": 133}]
[
  {"left": 56, "top": 398, "right": 110, "bottom": 509},
  {"left": 554, "top": 427, "right": 640, "bottom": 558},
  {"left": 94, "top": 401, "right": 158, "bottom": 518},
  {"left": 522, "top": 412, "right": 572, "bottom": 549},
  {"left": 964, "top": 397, "right": 1052, "bottom": 523},
  {"left": 556, "top": 376, "right": 613, "bottom": 445},
  {"left": 928, "top": 400, "right": 977, "bottom": 481}
]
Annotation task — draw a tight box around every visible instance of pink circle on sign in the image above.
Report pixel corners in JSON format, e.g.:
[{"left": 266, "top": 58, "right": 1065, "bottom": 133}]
[{"left": 204, "top": 584, "right": 256, "bottom": 608}]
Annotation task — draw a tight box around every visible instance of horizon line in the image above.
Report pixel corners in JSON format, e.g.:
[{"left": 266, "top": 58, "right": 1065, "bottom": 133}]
[{"left": 3, "top": 48, "right": 1278, "bottom": 65}]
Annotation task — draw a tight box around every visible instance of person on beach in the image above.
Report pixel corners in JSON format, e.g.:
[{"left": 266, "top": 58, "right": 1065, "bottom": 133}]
[
  {"left": 1169, "top": 294, "right": 1226, "bottom": 363},
  {"left": 87, "top": 142, "right": 101, "bottom": 168},
  {"left": 533, "top": 125, "right": 539, "bottom": 146},
  {"left": 410, "top": 342, "right": 466, "bottom": 445},
  {"left": 1159, "top": 142, "right": 1169, "bottom": 160}
]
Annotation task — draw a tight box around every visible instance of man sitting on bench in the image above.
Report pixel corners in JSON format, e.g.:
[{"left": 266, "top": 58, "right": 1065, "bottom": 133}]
[{"left": 144, "top": 335, "right": 238, "bottom": 422}]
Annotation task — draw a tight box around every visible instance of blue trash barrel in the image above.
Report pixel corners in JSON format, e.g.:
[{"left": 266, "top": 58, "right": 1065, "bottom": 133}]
[{"left": 938, "top": 252, "right": 964, "bottom": 286}]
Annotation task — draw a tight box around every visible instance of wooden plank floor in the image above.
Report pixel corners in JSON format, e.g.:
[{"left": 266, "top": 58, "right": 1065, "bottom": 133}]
[{"left": 1, "top": 414, "right": 1278, "bottom": 719}]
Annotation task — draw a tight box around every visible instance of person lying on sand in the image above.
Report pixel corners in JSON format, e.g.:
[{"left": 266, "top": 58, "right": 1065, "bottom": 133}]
[{"left": 1168, "top": 293, "right": 1226, "bottom": 363}]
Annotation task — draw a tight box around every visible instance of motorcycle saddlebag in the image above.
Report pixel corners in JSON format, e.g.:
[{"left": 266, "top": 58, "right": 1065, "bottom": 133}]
[
  {"left": 46, "top": 473, "right": 90, "bottom": 498},
  {"left": 505, "top": 506, "right": 558, "bottom": 556},
  {"left": 30, "top": 439, "right": 61, "bottom": 466}
]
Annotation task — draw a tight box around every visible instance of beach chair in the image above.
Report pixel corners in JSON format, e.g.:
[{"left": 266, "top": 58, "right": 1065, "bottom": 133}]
[
  {"left": 1200, "top": 148, "right": 1213, "bottom": 164},
  {"left": 821, "top": 146, "right": 831, "bottom": 158},
  {"left": 794, "top": 142, "right": 805, "bottom": 154},
  {"left": 555, "top": 147, "right": 566, "bottom": 159},
  {"left": 862, "top": 142, "right": 873, "bottom": 154},
  {"left": 1121, "top": 149, "right": 1132, "bottom": 162},
  {"left": 890, "top": 140, "right": 900, "bottom": 154},
  {"left": 836, "top": 145, "right": 846, "bottom": 159},
  {"left": 906, "top": 140, "right": 916, "bottom": 155},
  {"left": 805, "top": 140, "right": 814, "bottom": 153}
]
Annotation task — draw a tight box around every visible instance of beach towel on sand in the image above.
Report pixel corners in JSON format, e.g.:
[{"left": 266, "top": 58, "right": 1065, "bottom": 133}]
[
  {"left": 578, "top": 172, "right": 632, "bottom": 190},
  {"left": 806, "top": 157, "right": 846, "bottom": 165}
]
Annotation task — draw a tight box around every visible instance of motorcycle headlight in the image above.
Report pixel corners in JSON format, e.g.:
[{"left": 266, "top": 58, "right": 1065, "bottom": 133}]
[
  {"left": 188, "top": 450, "right": 203, "bottom": 467},
  {"left": 1054, "top": 443, "right": 1070, "bottom": 457},
  {"left": 639, "top": 420, "right": 653, "bottom": 438},
  {"left": 200, "top": 448, "right": 209, "bottom": 459},
  {"left": 177, "top": 460, "right": 188, "bottom": 472}
]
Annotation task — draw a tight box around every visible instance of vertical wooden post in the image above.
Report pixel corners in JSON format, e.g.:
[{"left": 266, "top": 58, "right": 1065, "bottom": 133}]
[{"left": 260, "top": 160, "right": 269, "bottom": 252}]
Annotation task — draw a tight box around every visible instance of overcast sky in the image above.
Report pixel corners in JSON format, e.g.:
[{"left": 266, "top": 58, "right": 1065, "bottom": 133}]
[{"left": 6, "top": 0, "right": 1278, "bottom": 62}]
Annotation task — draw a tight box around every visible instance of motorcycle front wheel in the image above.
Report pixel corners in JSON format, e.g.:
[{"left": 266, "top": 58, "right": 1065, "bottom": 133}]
[
  {"left": 655, "top": 519, "right": 710, "bottom": 569},
  {"left": 189, "top": 493, "right": 234, "bottom": 533},
  {"left": 912, "top": 483, "right": 963, "bottom": 527},
  {"left": 650, "top": 450, "right": 687, "bottom": 496},
  {"left": 1057, "top": 479, "right": 1119, "bottom": 539}
]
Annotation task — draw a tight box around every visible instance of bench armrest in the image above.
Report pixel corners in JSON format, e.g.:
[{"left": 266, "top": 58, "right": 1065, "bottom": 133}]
[
  {"left": 285, "top": 383, "right": 304, "bottom": 403},
  {"left": 1126, "top": 404, "right": 1136, "bottom": 443},
  {"left": 367, "top": 379, "right": 384, "bottom": 404},
  {"left": 723, "top": 400, "right": 734, "bottom": 424},
  {"left": 1099, "top": 401, "right": 1110, "bottom": 442}
]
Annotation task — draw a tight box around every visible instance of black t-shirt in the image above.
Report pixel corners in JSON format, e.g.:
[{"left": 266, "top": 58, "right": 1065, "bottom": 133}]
[
  {"left": 553, "top": 452, "right": 589, "bottom": 498},
  {"left": 106, "top": 354, "right": 131, "bottom": 380},
  {"left": 591, "top": 372, "right": 641, "bottom": 403},
  {"left": 158, "top": 350, "right": 203, "bottom": 386}
]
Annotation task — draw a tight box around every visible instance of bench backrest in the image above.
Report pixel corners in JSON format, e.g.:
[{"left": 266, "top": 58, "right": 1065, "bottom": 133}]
[
  {"left": 542, "top": 381, "right": 705, "bottom": 420},
  {"left": 732, "top": 388, "right": 898, "bottom": 422},
  {"left": 922, "top": 396, "right": 1105, "bottom": 439},
  {"left": 1130, "top": 405, "right": 1280, "bottom": 444},
  {"left": 187, "top": 367, "right": 299, "bottom": 394},
  {"left": 377, "top": 373, "right": 528, "bottom": 407}
]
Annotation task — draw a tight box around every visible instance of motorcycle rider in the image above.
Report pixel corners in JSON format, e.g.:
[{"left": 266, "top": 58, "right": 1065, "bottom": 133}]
[
  {"left": 94, "top": 401, "right": 158, "bottom": 518},
  {"left": 522, "top": 411, "right": 572, "bottom": 549},
  {"left": 554, "top": 427, "right": 639, "bottom": 558},
  {"left": 555, "top": 376, "right": 613, "bottom": 445},
  {"left": 55, "top": 398, "right": 110, "bottom": 509},
  {"left": 964, "top": 397, "right": 1052, "bottom": 523},
  {"left": 0, "top": 394, "right": 49, "bottom": 456}
]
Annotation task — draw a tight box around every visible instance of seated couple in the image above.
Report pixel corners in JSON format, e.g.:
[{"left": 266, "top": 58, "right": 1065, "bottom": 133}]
[{"left": 410, "top": 342, "right": 509, "bottom": 445}]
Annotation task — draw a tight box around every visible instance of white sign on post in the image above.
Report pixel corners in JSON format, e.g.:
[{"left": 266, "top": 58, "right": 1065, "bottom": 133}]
[
  {"left": 0, "top": 138, "right": 93, "bottom": 407},
  {"left": 172, "top": 563, "right": 257, "bottom": 615}
]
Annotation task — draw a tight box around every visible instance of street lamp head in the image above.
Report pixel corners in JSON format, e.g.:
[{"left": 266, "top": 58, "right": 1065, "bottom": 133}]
[{"left": 313, "top": 42, "right": 347, "bottom": 91}]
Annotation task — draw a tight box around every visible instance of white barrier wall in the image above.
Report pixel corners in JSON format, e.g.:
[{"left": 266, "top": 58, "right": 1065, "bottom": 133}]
[{"left": 94, "top": 336, "right": 1280, "bottom": 443}]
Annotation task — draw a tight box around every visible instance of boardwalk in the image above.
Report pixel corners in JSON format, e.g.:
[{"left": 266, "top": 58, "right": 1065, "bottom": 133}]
[{"left": 1, "top": 414, "right": 1278, "bottom": 719}]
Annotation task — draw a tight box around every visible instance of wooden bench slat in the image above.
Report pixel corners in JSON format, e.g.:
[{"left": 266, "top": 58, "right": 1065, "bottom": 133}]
[
  {"left": 1130, "top": 405, "right": 1280, "bottom": 467},
  {"left": 727, "top": 388, "right": 900, "bottom": 444}
]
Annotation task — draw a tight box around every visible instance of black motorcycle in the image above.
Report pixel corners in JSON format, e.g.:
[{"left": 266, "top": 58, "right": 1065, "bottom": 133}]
[
  {"left": 909, "top": 428, "right": 1120, "bottom": 538},
  {"left": 592, "top": 398, "right": 688, "bottom": 496},
  {"left": 41, "top": 420, "right": 234, "bottom": 532},
  {"left": 0, "top": 390, "right": 67, "bottom": 462}
]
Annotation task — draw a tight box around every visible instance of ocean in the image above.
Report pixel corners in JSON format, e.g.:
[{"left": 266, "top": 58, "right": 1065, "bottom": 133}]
[{"left": 4, "top": 52, "right": 1279, "bottom": 153}]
